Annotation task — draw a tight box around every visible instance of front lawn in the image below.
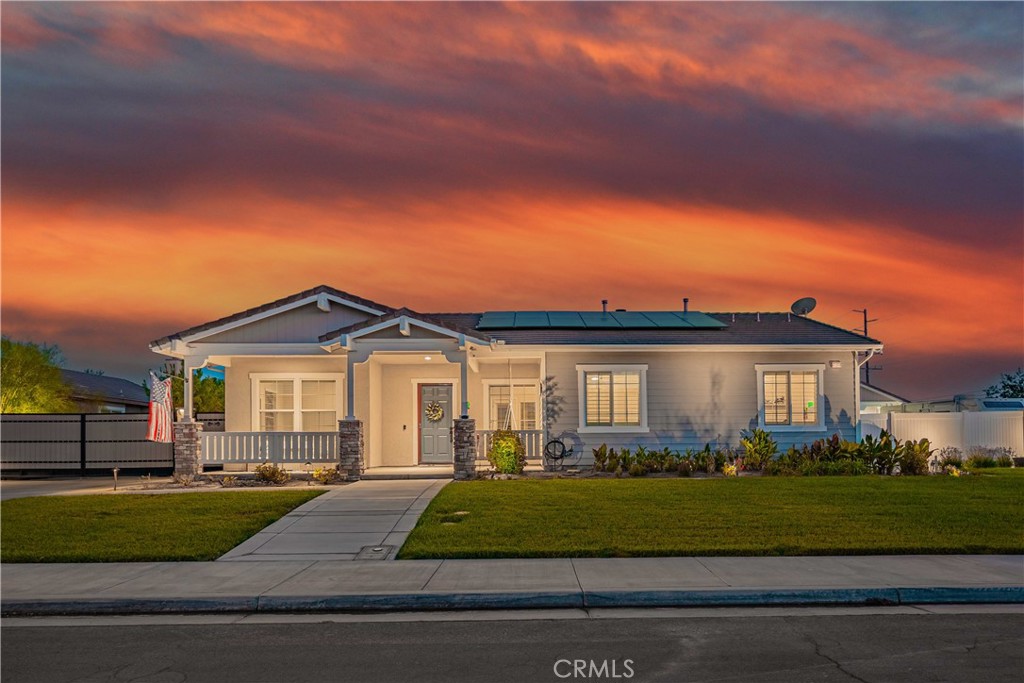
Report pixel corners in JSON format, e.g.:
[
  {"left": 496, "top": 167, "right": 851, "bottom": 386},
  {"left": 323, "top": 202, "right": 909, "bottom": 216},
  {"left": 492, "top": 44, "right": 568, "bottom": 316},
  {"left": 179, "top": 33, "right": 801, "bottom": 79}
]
[
  {"left": 399, "top": 474, "right": 1024, "bottom": 558},
  {"left": 1, "top": 490, "right": 323, "bottom": 562}
]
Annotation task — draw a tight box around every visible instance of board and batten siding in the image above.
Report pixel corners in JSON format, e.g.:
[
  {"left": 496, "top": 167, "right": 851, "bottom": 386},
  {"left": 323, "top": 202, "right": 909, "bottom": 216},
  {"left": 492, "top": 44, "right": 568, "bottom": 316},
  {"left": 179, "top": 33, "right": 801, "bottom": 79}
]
[
  {"left": 200, "top": 302, "right": 374, "bottom": 344},
  {"left": 545, "top": 350, "right": 858, "bottom": 458}
]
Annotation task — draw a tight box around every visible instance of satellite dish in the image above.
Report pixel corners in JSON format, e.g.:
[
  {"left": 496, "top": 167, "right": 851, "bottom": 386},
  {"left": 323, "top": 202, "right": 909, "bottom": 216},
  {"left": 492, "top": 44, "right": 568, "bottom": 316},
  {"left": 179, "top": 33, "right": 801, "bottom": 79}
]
[{"left": 790, "top": 297, "right": 817, "bottom": 316}]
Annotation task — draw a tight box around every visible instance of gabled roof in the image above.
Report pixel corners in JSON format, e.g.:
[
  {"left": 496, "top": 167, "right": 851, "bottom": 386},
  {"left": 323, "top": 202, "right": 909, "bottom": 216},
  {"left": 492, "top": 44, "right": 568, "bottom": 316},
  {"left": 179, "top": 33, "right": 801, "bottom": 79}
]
[
  {"left": 860, "top": 383, "right": 910, "bottom": 404},
  {"left": 150, "top": 285, "right": 394, "bottom": 348},
  {"left": 410, "top": 312, "right": 880, "bottom": 347},
  {"left": 62, "top": 369, "right": 149, "bottom": 406},
  {"left": 319, "top": 308, "right": 491, "bottom": 344}
]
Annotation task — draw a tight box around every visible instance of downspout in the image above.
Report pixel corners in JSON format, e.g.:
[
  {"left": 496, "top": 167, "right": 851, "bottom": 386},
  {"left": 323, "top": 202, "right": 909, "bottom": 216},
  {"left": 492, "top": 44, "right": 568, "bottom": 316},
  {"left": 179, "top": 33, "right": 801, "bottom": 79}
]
[{"left": 855, "top": 349, "right": 878, "bottom": 440}]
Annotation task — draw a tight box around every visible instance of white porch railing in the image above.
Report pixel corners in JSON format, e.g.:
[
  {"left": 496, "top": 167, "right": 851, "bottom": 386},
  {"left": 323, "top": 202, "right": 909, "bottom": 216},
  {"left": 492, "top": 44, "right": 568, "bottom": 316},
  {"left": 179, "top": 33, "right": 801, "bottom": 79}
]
[
  {"left": 476, "top": 430, "right": 545, "bottom": 462},
  {"left": 201, "top": 432, "right": 338, "bottom": 464}
]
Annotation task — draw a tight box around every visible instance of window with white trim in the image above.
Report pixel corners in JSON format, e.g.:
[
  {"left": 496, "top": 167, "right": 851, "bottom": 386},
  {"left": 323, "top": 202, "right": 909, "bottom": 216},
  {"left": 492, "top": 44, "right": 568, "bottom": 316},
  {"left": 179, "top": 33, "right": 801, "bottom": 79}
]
[
  {"left": 251, "top": 374, "right": 343, "bottom": 432},
  {"left": 756, "top": 364, "right": 824, "bottom": 429},
  {"left": 577, "top": 365, "right": 648, "bottom": 431},
  {"left": 487, "top": 384, "right": 538, "bottom": 430}
]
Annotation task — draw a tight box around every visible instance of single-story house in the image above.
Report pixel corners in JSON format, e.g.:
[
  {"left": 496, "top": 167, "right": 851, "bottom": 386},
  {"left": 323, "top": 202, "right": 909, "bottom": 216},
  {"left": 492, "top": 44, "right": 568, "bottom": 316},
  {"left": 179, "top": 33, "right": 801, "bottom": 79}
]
[
  {"left": 151, "top": 285, "right": 882, "bottom": 471},
  {"left": 62, "top": 369, "right": 149, "bottom": 414},
  {"left": 859, "top": 383, "right": 909, "bottom": 414}
]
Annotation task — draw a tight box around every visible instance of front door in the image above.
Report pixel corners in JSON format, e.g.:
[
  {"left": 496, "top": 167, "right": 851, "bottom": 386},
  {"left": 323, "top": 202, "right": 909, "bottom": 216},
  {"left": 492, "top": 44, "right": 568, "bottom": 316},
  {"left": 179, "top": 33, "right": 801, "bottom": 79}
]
[{"left": 419, "top": 384, "right": 453, "bottom": 464}]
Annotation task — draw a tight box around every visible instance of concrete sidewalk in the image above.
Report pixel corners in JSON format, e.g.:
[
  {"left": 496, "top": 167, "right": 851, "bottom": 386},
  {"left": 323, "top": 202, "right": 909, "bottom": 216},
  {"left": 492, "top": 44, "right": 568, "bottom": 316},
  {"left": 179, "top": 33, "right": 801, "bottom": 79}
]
[
  {"left": 2, "top": 555, "right": 1021, "bottom": 616},
  {"left": 218, "top": 479, "right": 448, "bottom": 561}
]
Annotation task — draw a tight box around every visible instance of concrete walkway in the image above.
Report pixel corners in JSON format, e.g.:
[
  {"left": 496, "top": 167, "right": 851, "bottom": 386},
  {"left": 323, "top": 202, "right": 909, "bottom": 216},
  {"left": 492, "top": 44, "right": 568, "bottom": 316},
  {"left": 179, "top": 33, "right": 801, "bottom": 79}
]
[
  {"left": 2, "top": 556, "right": 1021, "bottom": 616},
  {"left": 218, "top": 479, "right": 448, "bottom": 562}
]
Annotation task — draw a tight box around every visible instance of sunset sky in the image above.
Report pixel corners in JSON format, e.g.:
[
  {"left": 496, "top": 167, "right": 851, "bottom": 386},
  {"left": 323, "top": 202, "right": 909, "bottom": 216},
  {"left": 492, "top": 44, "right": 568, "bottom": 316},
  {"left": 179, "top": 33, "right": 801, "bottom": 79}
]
[{"left": 2, "top": 2, "right": 1021, "bottom": 401}]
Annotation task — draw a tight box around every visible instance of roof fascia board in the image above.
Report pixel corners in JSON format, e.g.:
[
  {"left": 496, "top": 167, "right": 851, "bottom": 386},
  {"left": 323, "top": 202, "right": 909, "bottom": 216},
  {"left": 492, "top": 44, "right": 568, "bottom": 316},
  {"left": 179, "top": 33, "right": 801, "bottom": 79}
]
[
  {"left": 181, "top": 294, "right": 387, "bottom": 343},
  {"left": 339, "top": 317, "right": 488, "bottom": 346},
  {"left": 487, "top": 343, "right": 883, "bottom": 353},
  {"left": 177, "top": 342, "right": 333, "bottom": 356}
]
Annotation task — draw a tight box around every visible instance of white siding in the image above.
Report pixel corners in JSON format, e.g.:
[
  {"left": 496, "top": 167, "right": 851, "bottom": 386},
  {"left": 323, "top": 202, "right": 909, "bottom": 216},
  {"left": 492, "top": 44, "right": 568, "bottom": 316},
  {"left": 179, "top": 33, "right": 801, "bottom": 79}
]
[{"left": 546, "top": 349, "right": 858, "bottom": 458}]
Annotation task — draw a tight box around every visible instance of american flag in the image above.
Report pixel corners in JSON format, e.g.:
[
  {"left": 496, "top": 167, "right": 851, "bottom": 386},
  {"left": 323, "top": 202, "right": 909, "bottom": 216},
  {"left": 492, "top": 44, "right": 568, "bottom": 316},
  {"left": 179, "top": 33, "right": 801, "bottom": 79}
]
[{"left": 146, "top": 372, "right": 174, "bottom": 443}]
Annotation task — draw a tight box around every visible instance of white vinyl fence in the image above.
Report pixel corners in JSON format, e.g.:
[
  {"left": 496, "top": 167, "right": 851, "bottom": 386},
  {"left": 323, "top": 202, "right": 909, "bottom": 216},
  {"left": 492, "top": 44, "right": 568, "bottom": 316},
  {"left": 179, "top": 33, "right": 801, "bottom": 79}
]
[
  {"left": 0, "top": 414, "right": 173, "bottom": 471},
  {"left": 861, "top": 411, "right": 1023, "bottom": 456}
]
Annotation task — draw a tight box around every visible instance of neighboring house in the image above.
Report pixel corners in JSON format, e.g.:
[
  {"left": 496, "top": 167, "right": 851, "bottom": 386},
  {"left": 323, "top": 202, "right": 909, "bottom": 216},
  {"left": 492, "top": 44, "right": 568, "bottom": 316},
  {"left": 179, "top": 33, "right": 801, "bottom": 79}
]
[
  {"left": 859, "top": 383, "right": 909, "bottom": 414},
  {"left": 150, "top": 285, "right": 882, "bottom": 468},
  {"left": 62, "top": 369, "right": 149, "bottom": 414},
  {"left": 898, "top": 394, "right": 1024, "bottom": 413}
]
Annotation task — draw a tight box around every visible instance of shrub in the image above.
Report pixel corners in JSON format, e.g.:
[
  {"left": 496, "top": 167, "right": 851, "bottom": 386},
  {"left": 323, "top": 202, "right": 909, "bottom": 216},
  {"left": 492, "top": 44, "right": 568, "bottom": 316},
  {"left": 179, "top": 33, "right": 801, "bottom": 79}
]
[
  {"left": 965, "top": 454, "right": 998, "bottom": 469},
  {"left": 897, "top": 439, "right": 932, "bottom": 476},
  {"left": 312, "top": 466, "right": 342, "bottom": 484},
  {"left": 254, "top": 461, "right": 291, "bottom": 485},
  {"left": 217, "top": 476, "right": 238, "bottom": 487},
  {"left": 613, "top": 465, "right": 623, "bottom": 478},
  {"left": 487, "top": 429, "right": 527, "bottom": 474},
  {"left": 676, "top": 460, "right": 693, "bottom": 477},
  {"left": 592, "top": 444, "right": 609, "bottom": 472},
  {"left": 617, "top": 448, "right": 636, "bottom": 472},
  {"left": 605, "top": 448, "right": 621, "bottom": 473},
  {"left": 860, "top": 432, "right": 899, "bottom": 475},
  {"left": 627, "top": 463, "right": 647, "bottom": 477},
  {"left": 692, "top": 445, "right": 716, "bottom": 473},
  {"left": 739, "top": 428, "right": 778, "bottom": 470},
  {"left": 723, "top": 463, "right": 738, "bottom": 477}
]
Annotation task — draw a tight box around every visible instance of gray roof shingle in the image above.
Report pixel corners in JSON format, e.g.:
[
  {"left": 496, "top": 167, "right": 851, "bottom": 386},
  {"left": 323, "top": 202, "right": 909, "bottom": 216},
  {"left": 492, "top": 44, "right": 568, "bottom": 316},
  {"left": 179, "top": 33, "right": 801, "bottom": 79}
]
[{"left": 62, "top": 369, "right": 149, "bottom": 406}]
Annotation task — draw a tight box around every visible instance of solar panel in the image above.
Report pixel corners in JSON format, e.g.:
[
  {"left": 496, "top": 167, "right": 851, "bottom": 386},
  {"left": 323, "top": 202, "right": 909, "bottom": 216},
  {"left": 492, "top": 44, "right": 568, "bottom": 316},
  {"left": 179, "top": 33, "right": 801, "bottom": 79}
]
[
  {"left": 476, "top": 311, "right": 516, "bottom": 329},
  {"left": 547, "top": 311, "right": 585, "bottom": 327},
  {"left": 513, "top": 311, "right": 550, "bottom": 328},
  {"left": 609, "top": 312, "right": 659, "bottom": 328},
  {"left": 579, "top": 312, "right": 623, "bottom": 328},
  {"left": 680, "top": 312, "right": 728, "bottom": 328}
]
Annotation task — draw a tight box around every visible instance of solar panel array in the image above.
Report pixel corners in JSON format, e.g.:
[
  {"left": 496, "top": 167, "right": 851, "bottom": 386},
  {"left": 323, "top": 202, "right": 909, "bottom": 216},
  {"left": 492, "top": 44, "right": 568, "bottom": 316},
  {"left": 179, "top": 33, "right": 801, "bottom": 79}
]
[{"left": 475, "top": 311, "right": 727, "bottom": 330}]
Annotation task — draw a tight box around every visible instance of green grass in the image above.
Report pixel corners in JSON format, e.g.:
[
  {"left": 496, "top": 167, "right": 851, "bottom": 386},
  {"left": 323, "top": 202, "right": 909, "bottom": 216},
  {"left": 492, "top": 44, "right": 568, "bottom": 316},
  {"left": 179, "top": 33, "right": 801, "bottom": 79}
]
[
  {"left": 399, "top": 474, "right": 1024, "bottom": 559},
  {"left": 1, "top": 490, "right": 323, "bottom": 562}
]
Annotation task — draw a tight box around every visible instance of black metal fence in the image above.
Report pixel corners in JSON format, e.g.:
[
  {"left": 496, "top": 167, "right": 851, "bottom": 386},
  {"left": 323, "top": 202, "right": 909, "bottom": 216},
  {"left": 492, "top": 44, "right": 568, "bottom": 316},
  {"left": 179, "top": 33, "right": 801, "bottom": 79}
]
[{"left": 0, "top": 414, "right": 173, "bottom": 472}]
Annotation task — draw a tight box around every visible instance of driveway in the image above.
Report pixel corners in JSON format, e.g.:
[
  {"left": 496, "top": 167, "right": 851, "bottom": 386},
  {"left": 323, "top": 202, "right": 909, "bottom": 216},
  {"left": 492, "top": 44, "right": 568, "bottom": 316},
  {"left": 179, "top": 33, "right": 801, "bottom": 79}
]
[
  {"left": 0, "top": 477, "right": 162, "bottom": 501},
  {"left": 218, "top": 479, "right": 449, "bottom": 561}
]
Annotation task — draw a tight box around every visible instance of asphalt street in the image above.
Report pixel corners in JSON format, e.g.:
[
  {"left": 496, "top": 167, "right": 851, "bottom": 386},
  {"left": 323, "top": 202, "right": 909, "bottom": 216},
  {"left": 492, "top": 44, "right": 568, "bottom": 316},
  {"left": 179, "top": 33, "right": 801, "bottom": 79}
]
[{"left": 3, "top": 606, "right": 1021, "bottom": 683}]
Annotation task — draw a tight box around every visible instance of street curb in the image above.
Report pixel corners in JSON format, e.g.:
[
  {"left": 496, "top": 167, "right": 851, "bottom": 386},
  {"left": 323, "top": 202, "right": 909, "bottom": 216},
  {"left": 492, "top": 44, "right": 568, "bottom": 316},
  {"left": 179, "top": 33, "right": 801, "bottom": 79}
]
[
  {"left": 3, "top": 586, "right": 1022, "bottom": 616},
  {"left": 582, "top": 587, "right": 903, "bottom": 607}
]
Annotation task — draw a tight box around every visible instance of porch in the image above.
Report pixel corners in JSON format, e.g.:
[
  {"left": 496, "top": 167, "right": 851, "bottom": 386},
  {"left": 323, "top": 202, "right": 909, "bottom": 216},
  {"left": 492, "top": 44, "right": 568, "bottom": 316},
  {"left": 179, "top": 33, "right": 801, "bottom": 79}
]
[{"left": 198, "top": 428, "right": 547, "bottom": 472}]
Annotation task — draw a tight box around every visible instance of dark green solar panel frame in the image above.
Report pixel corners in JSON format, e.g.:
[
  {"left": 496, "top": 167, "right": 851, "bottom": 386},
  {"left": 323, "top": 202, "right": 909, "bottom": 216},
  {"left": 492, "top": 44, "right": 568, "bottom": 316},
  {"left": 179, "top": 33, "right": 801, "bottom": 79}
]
[{"left": 476, "top": 311, "right": 727, "bottom": 330}]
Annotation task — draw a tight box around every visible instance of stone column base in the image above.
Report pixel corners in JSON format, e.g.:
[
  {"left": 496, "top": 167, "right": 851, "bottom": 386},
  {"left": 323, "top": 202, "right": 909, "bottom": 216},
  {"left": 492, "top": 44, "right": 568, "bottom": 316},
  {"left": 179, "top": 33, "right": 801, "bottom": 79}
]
[
  {"left": 173, "top": 421, "right": 203, "bottom": 476},
  {"left": 453, "top": 418, "right": 477, "bottom": 480},
  {"left": 339, "top": 419, "right": 365, "bottom": 481}
]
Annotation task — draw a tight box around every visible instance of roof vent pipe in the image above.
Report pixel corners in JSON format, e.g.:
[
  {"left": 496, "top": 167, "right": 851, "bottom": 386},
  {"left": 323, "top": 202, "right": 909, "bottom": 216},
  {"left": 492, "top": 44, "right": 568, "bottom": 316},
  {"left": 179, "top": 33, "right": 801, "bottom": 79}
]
[
  {"left": 601, "top": 299, "right": 608, "bottom": 314},
  {"left": 683, "top": 298, "right": 689, "bottom": 314},
  {"left": 757, "top": 312, "right": 761, "bottom": 322}
]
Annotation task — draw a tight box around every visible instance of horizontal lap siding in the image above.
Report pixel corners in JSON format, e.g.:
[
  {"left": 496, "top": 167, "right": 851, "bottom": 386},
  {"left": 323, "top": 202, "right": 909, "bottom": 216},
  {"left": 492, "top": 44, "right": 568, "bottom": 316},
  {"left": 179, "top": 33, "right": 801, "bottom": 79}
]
[{"left": 546, "top": 350, "right": 857, "bottom": 460}]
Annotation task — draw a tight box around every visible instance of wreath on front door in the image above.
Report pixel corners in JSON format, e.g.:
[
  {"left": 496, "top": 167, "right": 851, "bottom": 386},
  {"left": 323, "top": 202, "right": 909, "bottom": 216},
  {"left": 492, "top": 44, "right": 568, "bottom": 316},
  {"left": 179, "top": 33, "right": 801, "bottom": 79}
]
[{"left": 425, "top": 401, "right": 445, "bottom": 422}]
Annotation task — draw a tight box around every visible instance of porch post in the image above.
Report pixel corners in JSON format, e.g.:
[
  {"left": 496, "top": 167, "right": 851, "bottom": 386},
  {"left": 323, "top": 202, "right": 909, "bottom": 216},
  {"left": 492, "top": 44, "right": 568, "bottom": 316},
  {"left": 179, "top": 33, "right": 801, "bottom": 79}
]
[
  {"left": 182, "top": 358, "right": 199, "bottom": 422},
  {"left": 459, "top": 355, "right": 469, "bottom": 418},
  {"left": 443, "top": 349, "right": 470, "bottom": 418},
  {"left": 345, "top": 352, "right": 356, "bottom": 420}
]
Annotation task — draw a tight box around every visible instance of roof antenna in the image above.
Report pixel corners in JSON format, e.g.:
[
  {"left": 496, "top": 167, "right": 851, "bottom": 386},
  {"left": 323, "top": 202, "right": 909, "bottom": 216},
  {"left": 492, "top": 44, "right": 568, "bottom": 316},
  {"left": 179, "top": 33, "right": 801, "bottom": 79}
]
[
  {"left": 601, "top": 299, "right": 608, "bottom": 314},
  {"left": 683, "top": 297, "right": 689, "bottom": 314}
]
